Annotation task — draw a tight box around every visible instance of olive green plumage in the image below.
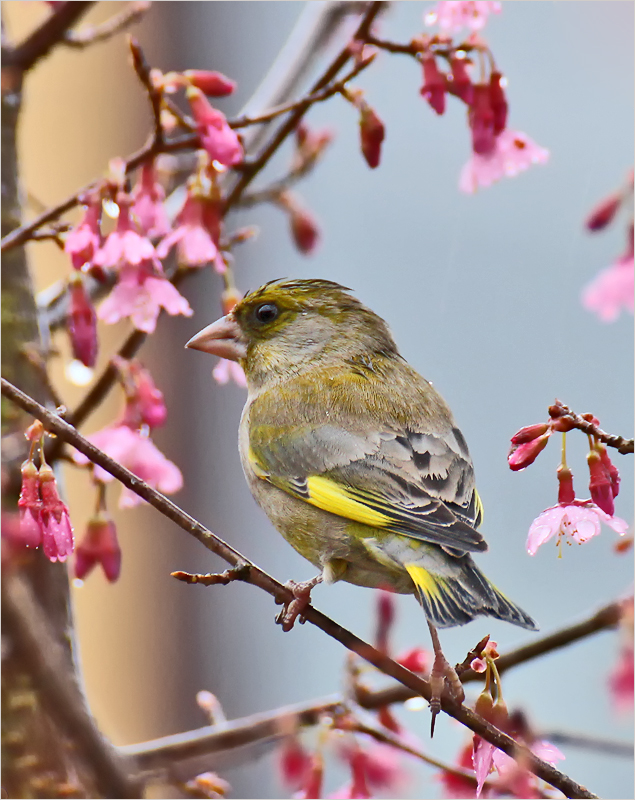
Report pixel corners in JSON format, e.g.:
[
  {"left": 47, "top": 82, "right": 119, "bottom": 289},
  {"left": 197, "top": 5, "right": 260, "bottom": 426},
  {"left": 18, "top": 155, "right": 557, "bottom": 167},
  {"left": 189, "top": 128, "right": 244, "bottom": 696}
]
[{"left": 214, "top": 279, "right": 536, "bottom": 630}]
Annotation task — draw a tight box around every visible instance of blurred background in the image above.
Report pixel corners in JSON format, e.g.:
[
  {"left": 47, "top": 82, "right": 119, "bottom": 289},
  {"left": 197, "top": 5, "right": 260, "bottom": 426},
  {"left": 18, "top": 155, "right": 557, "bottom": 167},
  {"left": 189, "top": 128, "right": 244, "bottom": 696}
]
[{"left": 4, "top": 1, "right": 633, "bottom": 797}]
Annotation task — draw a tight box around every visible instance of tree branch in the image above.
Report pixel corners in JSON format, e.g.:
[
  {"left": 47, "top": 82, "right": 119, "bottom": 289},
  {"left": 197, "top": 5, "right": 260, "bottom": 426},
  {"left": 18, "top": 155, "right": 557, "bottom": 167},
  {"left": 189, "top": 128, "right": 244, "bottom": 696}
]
[
  {"left": 549, "top": 400, "right": 634, "bottom": 454},
  {"left": 0, "top": 377, "right": 600, "bottom": 800}
]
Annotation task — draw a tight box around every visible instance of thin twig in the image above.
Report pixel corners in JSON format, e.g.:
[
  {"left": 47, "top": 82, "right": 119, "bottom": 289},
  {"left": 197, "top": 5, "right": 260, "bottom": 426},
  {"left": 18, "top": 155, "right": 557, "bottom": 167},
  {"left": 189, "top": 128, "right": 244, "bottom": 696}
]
[
  {"left": 549, "top": 400, "right": 634, "bottom": 454},
  {"left": 539, "top": 730, "right": 633, "bottom": 759},
  {"left": 2, "top": 574, "right": 139, "bottom": 798},
  {"left": 6, "top": 2, "right": 94, "bottom": 73},
  {"left": 0, "top": 377, "right": 600, "bottom": 800},
  {"left": 62, "top": 1, "right": 150, "bottom": 49}
]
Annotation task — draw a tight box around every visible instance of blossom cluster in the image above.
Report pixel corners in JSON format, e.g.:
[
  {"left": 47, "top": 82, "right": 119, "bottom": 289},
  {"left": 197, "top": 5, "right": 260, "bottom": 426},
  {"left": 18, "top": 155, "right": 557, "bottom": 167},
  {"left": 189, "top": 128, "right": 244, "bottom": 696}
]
[{"left": 508, "top": 411, "right": 628, "bottom": 555}]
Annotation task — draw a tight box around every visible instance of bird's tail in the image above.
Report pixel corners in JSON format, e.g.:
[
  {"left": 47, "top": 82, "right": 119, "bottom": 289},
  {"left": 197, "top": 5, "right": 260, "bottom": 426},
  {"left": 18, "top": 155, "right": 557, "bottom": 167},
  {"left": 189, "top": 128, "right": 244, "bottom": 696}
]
[{"left": 404, "top": 556, "right": 538, "bottom": 631}]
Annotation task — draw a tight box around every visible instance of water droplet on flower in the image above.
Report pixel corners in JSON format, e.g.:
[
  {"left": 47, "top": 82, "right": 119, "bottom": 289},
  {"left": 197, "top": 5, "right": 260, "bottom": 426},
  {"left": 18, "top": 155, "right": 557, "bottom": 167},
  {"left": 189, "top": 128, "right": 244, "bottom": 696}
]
[
  {"left": 65, "top": 359, "right": 94, "bottom": 386},
  {"left": 102, "top": 199, "right": 120, "bottom": 219}
]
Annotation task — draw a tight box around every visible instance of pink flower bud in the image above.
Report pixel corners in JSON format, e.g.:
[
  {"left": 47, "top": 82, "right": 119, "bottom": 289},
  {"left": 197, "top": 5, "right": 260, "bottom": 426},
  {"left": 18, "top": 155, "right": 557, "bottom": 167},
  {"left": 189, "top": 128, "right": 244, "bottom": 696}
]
[
  {"left": 186, "top": 86, "right": 243, "bottom": 167},
  {"left": 68, "top": 271, "right": 98, "bottom": 367},
  {"left": 489, "top": 71, "right": 508, "bottom": 135},
  {"left": 599, "top": 444, "right": 620, "bottom": 498},
  {"left": 359, "top": 104, "right": 385, "bottom": 169},
  {"left": 377, "top": 706, "right": 401, "bottom": 733},
  {"left": 447, "top": 55, "right": 474, "bottom": 104},
  {"left": 468, "top": 85, "right": 496, "bottom": 155},
  {"left": 508, "top": 433, "right": 550, "bottom": 471},
  {"left": 135, "top": 366, "right": 168, "bottom": 429},
  {"left": 585, "top": 192, "right": 622, "bottom": 231},
  {"left": 290, "top": 206, "right": 320, "bottom": 255},
  {"left": 295, "top": 754, "right": 323, "bottom": 800},
  {"left": 420, "top": 55, "right": 446, "bottom": 115},
  {"left": 38, "top": 465, "right": 74, "bottom": 562},
  {"left": 183, "top": 69, "right": 236, "bottom": 97},
  {"left": 65, "top": 200, "right": 101, "bottom": 270},
  {"left": 24, "top": 420, "right": 44, "bottom": 442},
  {"left": 17, "top": 460, "right": 43, "bottom": 547},
  {"left": 557, "top": 465, "right": 575, "bottom": 506},
  {"left": 396, "top": 646, "right": 429, "bottom": 673},
  {"left": 279, "top": 735, "right": 312, "bottom": 790},
  {"left": 470, "top": 657, "right": 487, "bottom": 673},
  {"left": 587, "top": 449, "right": 614, "bottom": 516},
  {"left": 375, "top": 588, "right": 395, "bottom": 653},
  {"left": 510, "top": 422, "right": 550, "bottom": 445},
  {"left": 75, "top": 515, "right": 121, "bottom": 582}
]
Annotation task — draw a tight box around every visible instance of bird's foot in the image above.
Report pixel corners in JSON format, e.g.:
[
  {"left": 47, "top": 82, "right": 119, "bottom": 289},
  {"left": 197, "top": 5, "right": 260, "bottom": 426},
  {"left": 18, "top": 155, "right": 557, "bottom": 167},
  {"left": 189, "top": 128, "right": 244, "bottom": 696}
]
[
  {"left": 275, "top": 574, "right": 323, "bottom": 632},
  {"left": 429, "top": 649, "right": 465, "bottom": 736}
]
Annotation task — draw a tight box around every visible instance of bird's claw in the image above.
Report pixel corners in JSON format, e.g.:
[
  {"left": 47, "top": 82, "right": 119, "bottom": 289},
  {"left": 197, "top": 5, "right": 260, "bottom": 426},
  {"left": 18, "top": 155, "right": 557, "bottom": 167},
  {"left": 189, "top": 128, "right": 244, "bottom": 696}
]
[
  {"left": 275, "top": 575, "right": 322, "bottom": 632},
  {"left": 429, "top": 650, "right": 465, "bottom": 737}
]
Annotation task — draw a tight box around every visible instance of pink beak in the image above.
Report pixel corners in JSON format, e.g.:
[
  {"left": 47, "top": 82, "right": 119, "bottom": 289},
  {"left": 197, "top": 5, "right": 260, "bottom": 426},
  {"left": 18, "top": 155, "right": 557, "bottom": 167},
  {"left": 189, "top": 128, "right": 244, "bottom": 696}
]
[{"left": 185, "top": 315, "right": 247, "bottom": 362}]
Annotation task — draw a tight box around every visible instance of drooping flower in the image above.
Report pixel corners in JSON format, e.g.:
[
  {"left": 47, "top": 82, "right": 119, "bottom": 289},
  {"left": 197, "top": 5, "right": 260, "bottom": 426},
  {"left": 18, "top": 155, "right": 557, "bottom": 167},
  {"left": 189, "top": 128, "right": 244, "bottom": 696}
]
[
  {"left": 17, "top": 460, "right": 43, "bottom": 548},
  {"left": 187, "top": 86, "right": 243, "bottom": 167},
  {"left": 508, "top": 432, "right": 551, "bottom": 471},
  {"left": 359, "top": 103, "right": 385, "bottom": 169},
  {"left": 459, "top": 129, "right": 549, "bottom": 193},
  {"left": 608, "top": 644, "right": 634, "bottom": 714},
  {"left": 213, "top": 358, "right": 247, "bottom": 387},
  {"left": 67, "top": 271, "right": 98, "bottom": 367},
  {"left": 581, "top": 253, "right": 634, "bottom": 322},
  {"left": 447, "top": 54, "right": 474, "bottom": 105},
  {"left": 74, "top": 514, "right": 121, "bottom": 582},
  {"left": 526, "top": 503, "right": 628, "bottom": 556},
  {"left": 64, "top": 198, "right": 102, "bottom": 270},
  {"left": 93, "top": 200, "right": 157, "bottom": 271},
  {"left": 420, "top": 54, "right": 446, "bottom": 115},
  {"left": 157, "top": 189, "right": 224, "bottom": 270},
  {"left": 278, "top": 735, "right": 313, "bottom": 791},
  {"left": 294, "top": 753, "right": 323, "bottom": 799},
  {"left": 39, "top": 464, "right": 74, "bottom": 562},
  {"left": 424, "top": 1, "right": 502, "bottom": 34},
  {"left": 98, "top": 265, "right": 192, "bottom": 334},
  {"left": 131, "top": 162, "right": 170, "bottom": 238},
  {"left": 72, "top": 424, "right": 183, "bottom": 509}
]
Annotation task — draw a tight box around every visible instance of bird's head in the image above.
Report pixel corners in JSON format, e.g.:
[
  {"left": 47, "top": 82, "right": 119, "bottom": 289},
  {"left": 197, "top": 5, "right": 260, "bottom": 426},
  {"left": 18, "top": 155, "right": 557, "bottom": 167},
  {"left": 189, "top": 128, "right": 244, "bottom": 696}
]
[{"left": 186, "top": 278, "right": 399, "bottom": 389}]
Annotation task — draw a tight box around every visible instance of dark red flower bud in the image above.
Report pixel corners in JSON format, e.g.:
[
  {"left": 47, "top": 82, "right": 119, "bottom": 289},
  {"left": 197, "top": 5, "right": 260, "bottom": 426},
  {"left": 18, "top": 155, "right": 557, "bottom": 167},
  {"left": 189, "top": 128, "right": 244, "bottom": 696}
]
[
  {"left": 447, "top": 55, "right": 474, "bottom": 105},
  {"left": 468, "top": 85, "right": 496, "bottom": 155},
  {"left": 183, "top": 69, "right": 236, "bottom": 97},
  {"left": 377, "top": 706, "right": 401, "bottom": 733},
  {"left": 510, "top": 422, "right": 550, "bottom": 445},
  {"left": 420, "top": 55, "right": 446, "bottom": 115},
  {"left": 135, "top": 366, "right": 167, "bottom": 429},
  {"left": 599, "top": 444, "right": 620, "bottom": 498},
  {"left": 508, "top": 433, "right": 550, "bottom": 471},
  {"left": 489, "top": 71, "right": 508, "bottom": 135},
  {"left": 295, "top": 754, "right": 323, "bottom": 800},
  {"left": 279, "top": 735, "right": 312, "bottom": 790},
  {"left": 359, "top": 104, "right": 385, "bottom": 169},
  {"left": 587, "top": 449, "right": 614, "bottom": 515},
  {"left": 396, "top": 646, "right": 429, "bottom": 673},
  {"left": 585, "top": 192, "right": 622, "bottom": 231},
  {"left": 290, "top": 206, "right": 320, "bottom": 255},
  {"left": 375, "top": 588, "right": 395, "bottom": 653},
  {"left": 67, "top": 271, "right": 98, "bottom": 367},
  {"left": 557, "top": 465, "right": 575, "bottom": 506}
]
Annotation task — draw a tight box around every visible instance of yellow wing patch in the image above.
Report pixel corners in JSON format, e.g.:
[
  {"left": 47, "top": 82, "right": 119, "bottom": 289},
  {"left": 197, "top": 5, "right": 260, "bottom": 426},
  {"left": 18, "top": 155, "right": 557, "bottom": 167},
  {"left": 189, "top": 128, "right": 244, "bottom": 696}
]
[
  {"left": 474, "top": 489, "right": 485, "bottom": 526},
  {"left": 305, "top": 475, "right": 390, "bottom": 528},
  {"left": 404, "top": 564, "right": 445, "bottom": 600}
]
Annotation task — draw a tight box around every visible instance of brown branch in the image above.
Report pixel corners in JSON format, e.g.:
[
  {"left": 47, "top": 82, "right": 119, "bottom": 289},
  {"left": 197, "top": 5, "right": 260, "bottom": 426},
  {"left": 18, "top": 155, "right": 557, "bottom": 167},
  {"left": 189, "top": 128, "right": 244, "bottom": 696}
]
[
  {"left": 62, "top": 1, "right": 150, "bottom": 49},
  {"left": 2, "top": 573, "right": 139, "bottom": 798},
  {"left": 6, "top": 2, "right": 95, "bottom": 73},
  {"left": 539, "top": 730, "right": 633, "bottom": 759},
  {"left": 549, "top": 400, "right": 634, "bottom": 454},
  {"left": 0, "top": 377, "right": 599, "bottom": 799},
  {"left": 365, "top": 34, "right": 419, "bottom": 55}
]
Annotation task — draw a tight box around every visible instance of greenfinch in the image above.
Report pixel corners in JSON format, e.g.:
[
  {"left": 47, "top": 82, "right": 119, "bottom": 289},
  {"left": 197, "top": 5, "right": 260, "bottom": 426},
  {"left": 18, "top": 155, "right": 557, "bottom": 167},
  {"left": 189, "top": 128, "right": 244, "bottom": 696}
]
[{"left": 186, "top": 279, "right": 536, "bottom": 721}]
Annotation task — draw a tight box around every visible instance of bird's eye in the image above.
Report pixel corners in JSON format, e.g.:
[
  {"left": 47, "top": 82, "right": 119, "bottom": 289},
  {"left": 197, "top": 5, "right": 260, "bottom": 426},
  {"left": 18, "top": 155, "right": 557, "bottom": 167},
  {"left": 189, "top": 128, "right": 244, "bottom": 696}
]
[{"left": 254, "top": 303, "right": 279, "bottom": 324}]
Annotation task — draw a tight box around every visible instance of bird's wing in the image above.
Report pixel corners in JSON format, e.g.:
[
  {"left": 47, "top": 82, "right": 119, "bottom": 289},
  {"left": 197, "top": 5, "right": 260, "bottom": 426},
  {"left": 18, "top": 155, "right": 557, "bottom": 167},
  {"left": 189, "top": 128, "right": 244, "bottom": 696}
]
[{"left": 248, "top": 422, "right": 487, "bottom": 554}]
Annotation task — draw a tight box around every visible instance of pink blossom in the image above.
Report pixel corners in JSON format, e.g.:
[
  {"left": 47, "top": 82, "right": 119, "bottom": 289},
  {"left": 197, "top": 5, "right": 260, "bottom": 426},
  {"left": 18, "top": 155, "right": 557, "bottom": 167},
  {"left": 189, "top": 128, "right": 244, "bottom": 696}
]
[
  {"left": 293, "top": 754, "right": 323, "bottom": 799},
  {"left": 492, "top": 740, "right": 564, "bottom": 798},
  {"left": 131, "top": 162, "right": 170, "bottom": 238},
  {"left": 133, "top": 364, "right": 168, "bottom": 428},
  {"left": 98, "top": 267, "right": 192, "bottom": 333},
  {"left": 157, "top": 192, "right": 223, "bottom": 269},
  {"left": 581, "top": 254, "right": 634, "bottom": 322},
  {"left": 93, "top": 202, "right": 157, "bottom": 270},
  {"left": 72, "top": 424, "right": 183, "bottom": 508},
  {"left": 213, "top": 358, "right": 247, "bottom": 387},
  {"left": 420, "top": 55, "right": 446, "bottom": 115},
  {"left": 187, "top": 86, "right": 243, "bottom": 167},
  {"left": 278, "top": 736, "right": 313, "bottom": 790},
  {"left": 425, "top": 1, "right": 501, "bottom": 34},
  {"left": 75, "top": 516, "right": 121, "bottom": 582},
  {"left": 473, "top": 737, "right": 495, "bottom": 797},
  {"left": 508, "top": 433, "right": 551, "bottom": 471},
  {"left": 67, "top": 271, "right": 98, "bottom": 367},
  {"left": 440, "top": 742, "right": 478, "bottom": 798},
  {"left": 447, "top": 56, "right": 474, "bottom": 105},
  {"left": 38, "top": 465, "right": 74, "bottom": 562},
  {"left": 459, "top": 129, "right": 549, "bottom": 193},
  {"left": 609, "top": 644, "right": 634, "bottom": 714},
  {"left": 65, "top": 200, "right": 101, "bottom": 269},
  {"left": 17, "top": 460, "right": 43, "bottom": 548},
  {"left": 526, "top": 502, "right": 628, "bottom": 555}
]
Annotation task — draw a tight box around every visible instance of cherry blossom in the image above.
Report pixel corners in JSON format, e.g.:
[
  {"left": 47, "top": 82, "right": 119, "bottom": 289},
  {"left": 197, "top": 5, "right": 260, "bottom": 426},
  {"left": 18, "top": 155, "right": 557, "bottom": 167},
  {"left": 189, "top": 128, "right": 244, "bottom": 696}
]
[
  {"left": 39, "top": 464, "right": 75, "bottom": 562},
  {"left": 526, "top": 502, "right": 628, "bottom": 556},
  {"left": 131, "top": 162, "right": 171, "bottom": 238},
  {"left": 72, "top": 424, "right": 183, "bottom": 508},
  {"left": 75, "top": 516, "right": 121, "bottom": 582},
  {"left": 424, "top": 1, "right": 501, "bottom": 34},
  {"left": 98, "top": 266, "right": 192, "bottom": 333},
  {"left": 17, "top": 460, "right": 43, "bottom": 548},
  {"left": 581, "top": 253, "right": 634, "bottom": 322},
  {"left": 93, "top": 201, "right": 157, "bottom": 271},
  {"left": 213, "top": 358, "right": 247, "bottom": 387},
  {"left": 187, "top": 86, "right": 243, "bottom": 167},
  {"left": 64, "top": 199, "right": 102, "bottom": 269},
  {"left": 459, "top": 129, "right": 549, "bottom": 193},
  {"left": 157, "top": 190, "right": 224, "bottom": 270}
]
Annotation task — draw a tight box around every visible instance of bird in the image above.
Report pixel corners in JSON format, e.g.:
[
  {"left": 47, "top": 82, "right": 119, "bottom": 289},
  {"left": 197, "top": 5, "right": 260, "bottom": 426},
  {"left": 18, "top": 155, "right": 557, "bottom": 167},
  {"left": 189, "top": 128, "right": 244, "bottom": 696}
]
[{"left": 186, "top": 278, "right": 537, "bottom": 730}]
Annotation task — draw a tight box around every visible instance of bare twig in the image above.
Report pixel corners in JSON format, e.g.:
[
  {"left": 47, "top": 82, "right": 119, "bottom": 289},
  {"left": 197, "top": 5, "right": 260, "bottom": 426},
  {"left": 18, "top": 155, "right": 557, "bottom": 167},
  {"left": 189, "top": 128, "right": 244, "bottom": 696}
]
[
  {"left": 5, "top": 1, "right": 94, "bottom": 73},
  {"left": 0, "top": 377, "right": 600, "bottom": 799},
  {"left": 549, "top": 400, "right": 634, "bottom": 454},
  {"left": 2, "top": 574, "right": 138, "bottom": 798},
  {"left": 62, "top": 1, "right": 150, "bottom": 49},
  {"left": 539, "top": 730, "right": 633, "bottom": 759}
]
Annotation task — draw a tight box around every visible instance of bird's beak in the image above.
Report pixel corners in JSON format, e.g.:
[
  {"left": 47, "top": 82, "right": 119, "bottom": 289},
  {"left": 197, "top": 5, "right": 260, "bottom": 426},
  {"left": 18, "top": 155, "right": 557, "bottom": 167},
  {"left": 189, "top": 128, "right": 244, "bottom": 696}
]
[{"left": 185, "top": 315, "right": 247, "bottom": 361}]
